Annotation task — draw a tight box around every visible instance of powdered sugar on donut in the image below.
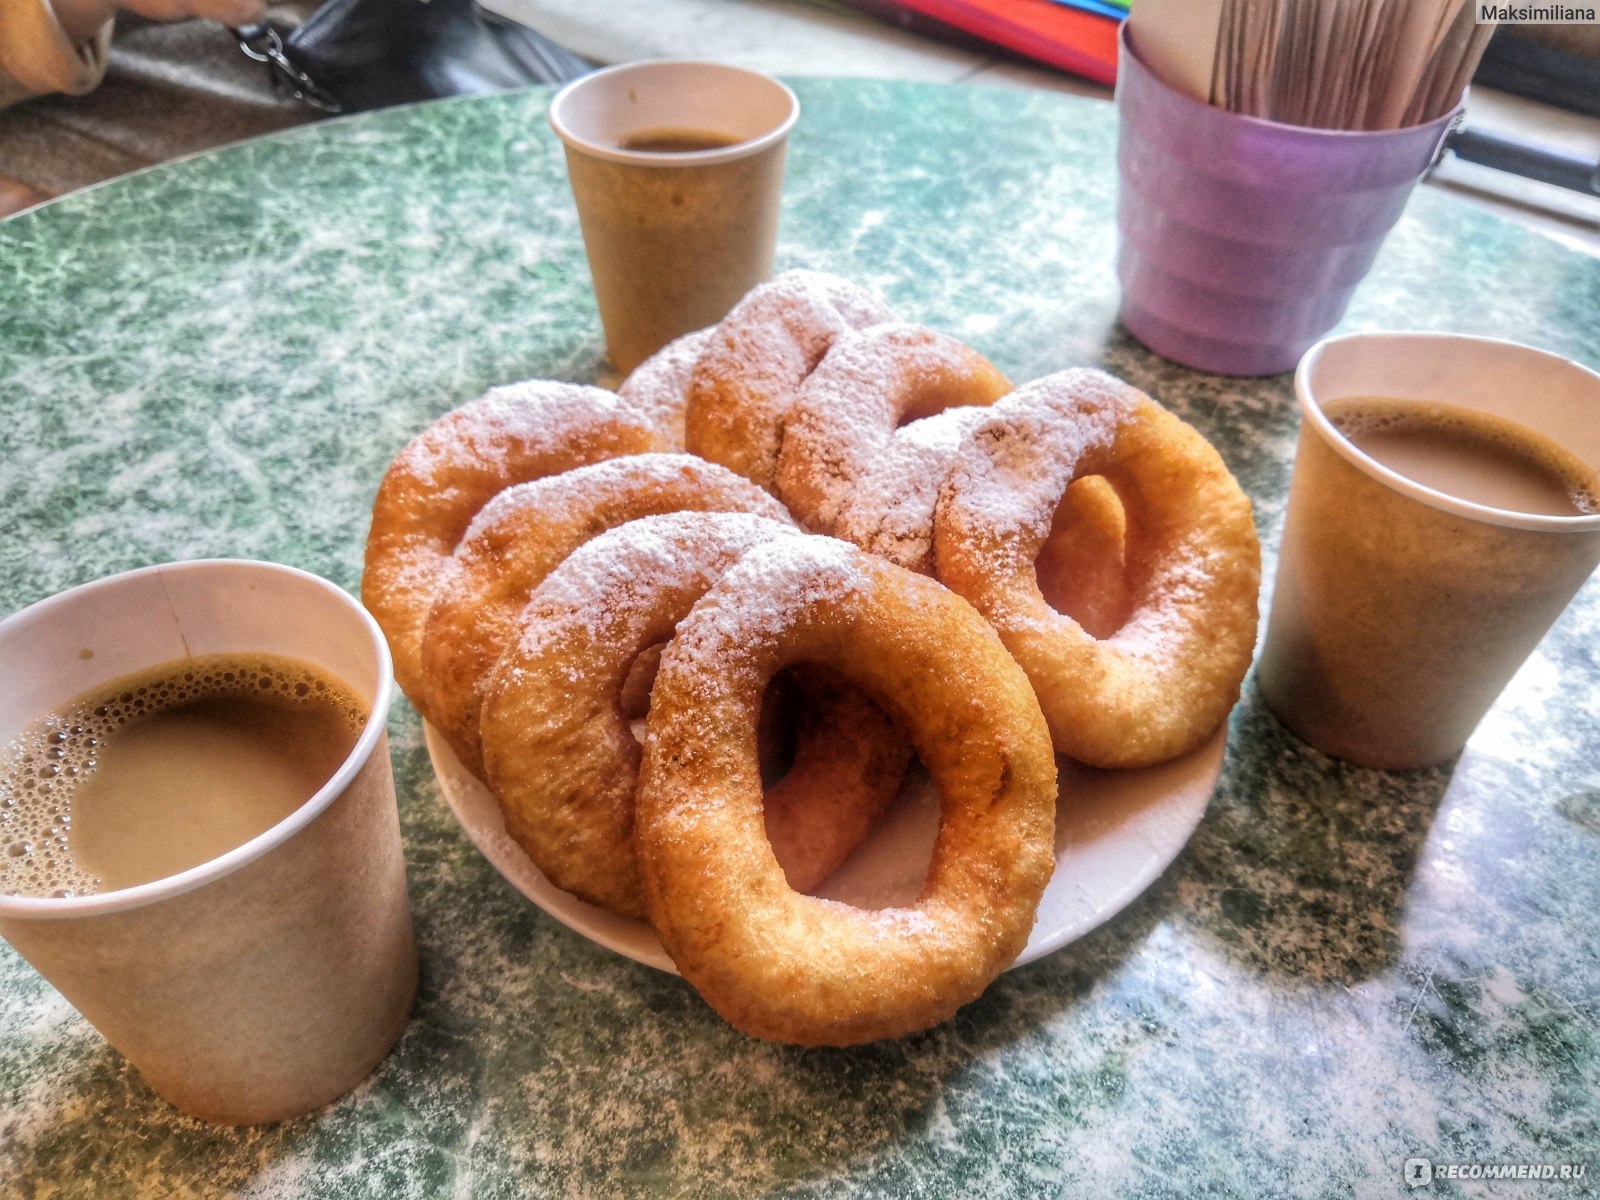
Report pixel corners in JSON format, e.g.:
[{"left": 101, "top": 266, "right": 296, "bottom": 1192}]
[
  {"left": 393, "top": 382, "right": 642, "bottom": 489},
  {"left": 363, "top": 378, "right": 665, "bottom": 701},
  {"left": 661, "top": 537, "right": 869, "bottom": 698},
  {"left": 617, "top": 328, "right": 715, "bottom": 449},
  {"left": 776, "top": 322, "right": 1010, "bottom": 539},
  {"left": 457, "top": 453, "right": 790, "bottom": 551},
  {"left": 836, "top": 405, "right": 994, "bottom": 574},
  {"left": 940, "top": 371, "right": 1136, "bottom": 557},
  {"left": 684, "top": 271, "right": 896, "bottom": 488},
  {"left": 508, "top": 512, "right": 802, "bottom": 666},
  {"left": 933, "top": 368, "right": 1260, "bottom": 768}
]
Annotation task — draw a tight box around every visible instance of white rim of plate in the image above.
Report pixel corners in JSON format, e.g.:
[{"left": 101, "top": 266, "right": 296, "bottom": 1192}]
[{"left": 425, "top": 721, "right": 1226, "bottom": 975}]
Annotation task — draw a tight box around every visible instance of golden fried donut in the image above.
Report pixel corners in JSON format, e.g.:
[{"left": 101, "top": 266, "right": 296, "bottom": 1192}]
[
  {"left": 935, "top": 369, "right": 1260, "bottom": 769},
  {"left": 420, "top": 453, "right": 793, "bottom": 776},
  {"left": 684, "top": 270, "right": 895, "bottom": 491},
  {"left": 616, "top": 327, "right": 715, "bottom": 450},
  {"left": 363, "top": 382, "right": 665, "bottom": 702},
  {"left": 776, "top": 322, "right": 1011, "bottom": 538},
  {"left": 636, "top": 538, "right": 1057, "bottom": 1047},
  {"left": 479, "top": 513, "right": 910, "bottom": 919}
]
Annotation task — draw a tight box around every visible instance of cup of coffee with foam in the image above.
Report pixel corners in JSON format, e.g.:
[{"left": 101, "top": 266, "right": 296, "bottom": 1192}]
[
  {"left": 1258, "top": 333, "right": 1600, "bottom": 769},
  {"left": 549, "top": 59, "right": 799, "bottom": 375},
  {"left": 0, "top": 560, "right": 418, "bottom": 1124}
]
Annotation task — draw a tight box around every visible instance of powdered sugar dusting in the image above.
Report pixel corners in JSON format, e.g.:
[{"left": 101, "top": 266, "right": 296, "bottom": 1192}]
[
  {"left": 940, "top": 370, "right": 1136, "bottom": 566},
  {"left": 684, "top": 271, "right": 895, "bottom": 481},
  {"left": 616, "top": 328, "right": 715, "bottom": 449},
  {"left": 507, "top": 512, "right": 801, "bottom": 668},
  {"left": 778, "top": 321, "right": 1005, "bottom": 538},
  {"left": 661, "top": 536, "right": 869, "bottom": 693},
  {"left": 934, "top": 367, "right": 1260, "bottom": 768},
  {"left": 394, "top": 382, "right": 634, "bottom": 489},
  {"left": 836, "top": 405, "right": 993, "bottom": 573},
  {"left": 366, "top": 377, "right": 668, "bottom": 696},
  {"left": 457, "top": 453, "right": 786, "bottom": 550}
]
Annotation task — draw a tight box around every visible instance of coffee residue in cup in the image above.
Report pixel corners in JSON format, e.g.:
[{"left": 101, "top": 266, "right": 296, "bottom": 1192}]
[{"left": 617, "top": 127, "right": 744, "bottom": 153}]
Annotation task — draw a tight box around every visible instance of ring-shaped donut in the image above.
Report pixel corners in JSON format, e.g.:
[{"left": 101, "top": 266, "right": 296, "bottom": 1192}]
[
  {"left": 776, "top": 322, "right": 1011, "bottom": 537},
  {"left": 934, "top": 369, "right": 1260, "bottom": 769},
  {"left": 684, "top": 270, "right": 894, "bottom": 491},
  {"left": 479, "top": 513, "right": 910, "bottom": 919},
  {"left": 616, "top": 327, "right": 715, "bottom": 450},
  {"left": 636, "top": 537, "right": 1057, "bottom": 1047},
  {"left": 420, "top": 453, "right": 793, "bottom": 776},
  {"left": 363, "top": 382, "right": 665, "bottom": 701}
]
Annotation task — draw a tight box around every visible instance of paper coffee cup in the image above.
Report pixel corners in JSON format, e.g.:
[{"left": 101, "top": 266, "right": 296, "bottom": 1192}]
[
  {"left": 1258, "top": 334, "right": 1600, "bottom": 768},
  {"left": 550, "top": 60, "right": 799, "bottom": 375},
  {"left": 0, "top": 560, "right": 418, "bottom": 1124}
]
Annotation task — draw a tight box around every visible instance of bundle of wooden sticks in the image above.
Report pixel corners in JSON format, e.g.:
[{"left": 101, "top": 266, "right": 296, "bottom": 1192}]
[{"left": 1128, "top": 0, "right": 1497, "bottom": 129}]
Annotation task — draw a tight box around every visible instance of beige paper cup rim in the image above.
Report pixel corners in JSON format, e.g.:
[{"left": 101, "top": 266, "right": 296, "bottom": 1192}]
[
  {"left": 0, "top": 559, "right": 395, "bottom": 921},
  {"left": 548, "top": 58, "right": 799, "bottom": 167},
  {"left": 1296, "top": 331, "right": 1600, "bottom": 534}
]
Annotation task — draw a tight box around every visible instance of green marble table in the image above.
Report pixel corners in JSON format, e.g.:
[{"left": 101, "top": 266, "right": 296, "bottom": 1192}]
[{"left": 1, "top": 79, "right": 1597, "bottom": 1199}]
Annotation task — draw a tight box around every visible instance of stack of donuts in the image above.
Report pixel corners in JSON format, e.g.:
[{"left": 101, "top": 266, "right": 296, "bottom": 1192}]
[{"left": 362, "top": 270, "right": 1260, "bottom": 1046}]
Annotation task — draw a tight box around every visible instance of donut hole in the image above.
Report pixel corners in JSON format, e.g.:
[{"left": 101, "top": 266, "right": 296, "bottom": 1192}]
[
  {"left": 892, "top": 379, "right": 990, "bottom": 430},
  {"left": 756, "top": 670, "right": 801, "bottom": 787},
  {"left": 798, "top": 674, "right": 935, "bottom": 909},
  {"left": 810, "top": 748, "right": 939, "bottom": 912},
  {"left": 621, "top": 642, "right": 667, "bottom": 732},
  {"left": 757, "top": 666, "right": 914, "bottom": 899},
  {"left": 1035, "top": 475, "right": 1131, "bottom": 639}
]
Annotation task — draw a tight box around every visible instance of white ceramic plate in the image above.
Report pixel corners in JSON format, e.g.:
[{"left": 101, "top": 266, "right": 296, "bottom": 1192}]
[{"left": 427, "top": 722, "right": 1226, "bottom": 974}]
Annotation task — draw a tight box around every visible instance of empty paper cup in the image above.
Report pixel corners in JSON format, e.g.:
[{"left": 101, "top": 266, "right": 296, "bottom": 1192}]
[
  {"left": 1114, "top": 26, "right": 1462, "bottom": 377},
  {"left": 0, "top": 560, "right": 418, "bottom": 1124},
  {"left": 550, "top": 59, "right": 799, "bottom": 375}
]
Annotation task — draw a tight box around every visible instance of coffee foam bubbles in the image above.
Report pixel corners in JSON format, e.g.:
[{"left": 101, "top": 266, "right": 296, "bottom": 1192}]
[{"left": 0, "top": 656, "right": 365, "bottom": 899}]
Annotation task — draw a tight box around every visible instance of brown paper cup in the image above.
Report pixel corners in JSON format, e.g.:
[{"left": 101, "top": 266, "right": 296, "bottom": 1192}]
[
  {"left": 0, "top": 560, "right": 418, "bottom": 1124},
  {"left": 549, "top": 59, "right": 798, "bottom": 375},
  {"left": 1258, "top": 334, "right": 1600, "bottom": 769}
]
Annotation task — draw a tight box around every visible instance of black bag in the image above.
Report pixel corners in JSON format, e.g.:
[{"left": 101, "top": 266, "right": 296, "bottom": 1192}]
[{"left": 236, "top": 0, "right": 592, "bottom": 114}]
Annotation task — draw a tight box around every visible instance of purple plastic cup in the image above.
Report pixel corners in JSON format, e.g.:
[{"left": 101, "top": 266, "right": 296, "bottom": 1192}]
[{"left": 1114, "top": 26, "right": 1462, "bottom": 377}]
